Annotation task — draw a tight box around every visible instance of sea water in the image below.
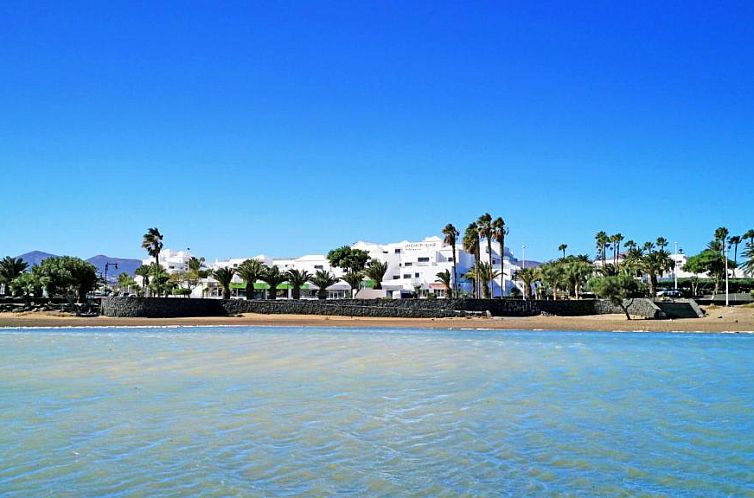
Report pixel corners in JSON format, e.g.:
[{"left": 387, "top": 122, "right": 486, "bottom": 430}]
[{"left": 1, "top": 327, "right": 752, "bottom": 496}]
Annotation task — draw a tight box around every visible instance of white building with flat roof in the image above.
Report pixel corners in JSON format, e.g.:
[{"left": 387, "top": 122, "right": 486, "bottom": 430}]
[
  {"left": 141, "top": 248, "right": 194, "bottom": 274},
  {"left": 179, "top": 235, "right": 523, "bottom": 299}
]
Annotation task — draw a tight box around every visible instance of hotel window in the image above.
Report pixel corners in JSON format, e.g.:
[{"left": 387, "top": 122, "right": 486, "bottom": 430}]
[
  {"left": 403, "top": 274, "right": 411, "bottom": 279},
  {"left": 404, "top": 262, "right": 412, "bottom": 266},
  {"left": 314, "top": 265, "right": 323, "bottom": 270},
  {"left": 394, "top": 249, "right": 401, "bottom": 254},
  {"left": 415, "top": 273, "right": 420, "bottom": 278},
  {"left": 393, "top": 275, "right": 400, "bottom": 279},
  {"left": 418, "top": 257, "right": 429, "bottom": 263}
]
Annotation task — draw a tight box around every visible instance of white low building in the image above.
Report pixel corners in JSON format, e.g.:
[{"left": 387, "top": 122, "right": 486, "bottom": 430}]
[{"left": 167, "top": 235, "right": 523, "bottom": 299}]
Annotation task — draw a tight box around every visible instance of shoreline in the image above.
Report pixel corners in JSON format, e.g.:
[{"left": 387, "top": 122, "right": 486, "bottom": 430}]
[{"left": 1, "top": 306, "right": 753, "bottom": 333}]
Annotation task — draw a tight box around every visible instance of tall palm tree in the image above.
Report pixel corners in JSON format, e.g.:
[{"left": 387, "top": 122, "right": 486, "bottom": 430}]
[
  {"left": 285, "top": 269, "right": 311, "bottom": 300},
  {"left": 212, "top": 267, "right": 235, "bottom": 300},
  {"left": 610, "top": 233, "right": 624, "bottom": 265},
  {"left": 310, "top": 270, "right": 339, "bottom": 300},
  {"left": 0, "top": 256, "right": 28, "bottom": 295},
  {"left": 656, "top": 237, "right": 668, "bottom": 251},
  {"left": 435, "top": 269, "right": 453, "bottom": 298},
  {"left": 477, "top": 213, "right": 494, "bottom": 267},
  {"left": 236, "top": 259, "right": 264, "bottom": 300},
  {"left": 744, "top": 229, "right": 754, "bottom": 248},
  {"left": 492, "top": 217, "right": 507, "bottom": 297},
  {"left": 558, "top": 244, "right": 568, "bottom": 258},
  {"left": 261, "top": 265, "right": 286, "bottom": 300},
  {"left": 624, "top": 240, "right": 637, "bottom": 252},
  {"left": 441, "top": 223, "right": 459, "bottom": 294},
  {"left": 729, "top": 235, "right": 742, "bottom": 263},
  {"left": 365, "top": 260, "right": 388, "bottom": 289},
  {"left": 595, "top": 231, "right": 609, "bottom": 266},
  {"left": 463, "top": 222, "right": 480, "bottom": 297},
  {"left": 714, "top": 227, "right": 729, "bottom": 247},
  {"left": 141, "top": 227, "right": 164, "bottom": 267}
]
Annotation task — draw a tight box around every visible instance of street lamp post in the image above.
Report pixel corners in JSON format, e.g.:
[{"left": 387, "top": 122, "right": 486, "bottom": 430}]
[{"left": 104, "top": 262, "right": 118, "bottom": 293}]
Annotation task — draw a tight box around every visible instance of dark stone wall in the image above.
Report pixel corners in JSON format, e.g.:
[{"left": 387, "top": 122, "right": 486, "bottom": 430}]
[
  {"left": 102, "top": 297, "right": 666, "bottom": 319},
  {"left": 101, "top": 297, "right": 225, "bottom": 318}
]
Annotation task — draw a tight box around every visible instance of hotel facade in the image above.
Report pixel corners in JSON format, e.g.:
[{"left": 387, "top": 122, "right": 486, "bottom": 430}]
[{"left": 144, "top": 236, "right": 524, "bottom": 299}]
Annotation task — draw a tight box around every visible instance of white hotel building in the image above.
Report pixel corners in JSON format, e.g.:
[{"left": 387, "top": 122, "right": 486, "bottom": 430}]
[{"left": 153, "top": 236, "right": 524, "bottom": 299}]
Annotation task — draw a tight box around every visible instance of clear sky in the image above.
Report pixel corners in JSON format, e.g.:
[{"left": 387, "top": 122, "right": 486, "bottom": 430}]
[{"left": 2, "top": 1, "right": 752, "bottom": 262}]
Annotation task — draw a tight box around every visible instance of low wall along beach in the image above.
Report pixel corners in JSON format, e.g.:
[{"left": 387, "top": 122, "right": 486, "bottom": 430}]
[{"left": 101, "top": 297, "right": 701, "bottom": 319}]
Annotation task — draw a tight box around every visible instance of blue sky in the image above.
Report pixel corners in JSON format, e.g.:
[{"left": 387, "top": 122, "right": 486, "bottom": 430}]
[{"left": 1, "top": 1, "right": 752, "bottom": 262}]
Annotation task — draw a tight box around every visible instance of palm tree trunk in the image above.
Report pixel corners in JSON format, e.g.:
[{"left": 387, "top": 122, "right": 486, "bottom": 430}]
[
  {"left": 246, "top": 283, "right": 254, "bottom": 300},
  {"left": 452, "top": 242, "right": 458, "bottom": 297},
  {"left": 499, "top": 240, "right": 505, "bottom": 298}
]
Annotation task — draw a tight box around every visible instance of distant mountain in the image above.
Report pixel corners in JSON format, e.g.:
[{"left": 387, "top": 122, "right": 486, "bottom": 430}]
[
  {"left": 15, "top": 250, "right": 57, "bottom": 266},
  {"left": 86, "top": 255, "right": 143, "bottom": 280},
  {"left": 13, "top": 251, "right": 142, "bottom": 280}
]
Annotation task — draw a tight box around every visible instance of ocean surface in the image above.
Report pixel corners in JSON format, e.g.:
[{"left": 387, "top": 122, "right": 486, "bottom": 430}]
[{"left": 1, "top": 327, "right": 752, "bottom": 497}]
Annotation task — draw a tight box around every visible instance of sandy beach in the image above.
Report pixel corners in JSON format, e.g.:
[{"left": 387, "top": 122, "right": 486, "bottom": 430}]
[{"left": 1, "top": 305, "right": 753, "bottom": 333}]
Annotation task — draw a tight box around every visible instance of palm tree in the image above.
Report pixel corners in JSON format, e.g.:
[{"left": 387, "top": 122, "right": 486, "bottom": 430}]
[
  {"left": 729, "top": 235, "right": 742, "bottom": 263},
  {"left": 624, "top": 240, "right": 637, "bottom": 252},
  {"left": 141, "top": 227, "right": 164, "bottom": 267},
  {"left": 310, "top": 270, "right": 338, "bottom": 300},
  {"left": 213, "top": 267, "right": 235, "bottom": 299},
  {"left": 464, "top": 262, "right": 500, "bottom": 299},
  {"left": 513, "top": 268, "right": 537, "bottom": 300},
  {"left": 595, "top": 231, "right": 609, "bottom": 266},
  {"left": 742, "top": 245, "right": 754, "bottom": 277},
  {"left": 286, "top": 269, "right": 311, "bottom": 300},
  {"left": 562, "top": 257, "right": 594, "bottom": 298},
  {"left": 656, "top": 237, "right": 668, "bottom": 251},
  {"left": 236, "top": 259, "right": 264, "bottom": 300},
  {"left": 477, "top": 213, "right": 494, "bottom": 267},
  {"left": 341, "top": 271, "right": 364, "bottom": 298},
  {"left": 435, "top": 269, "right": 453, "bottom": 298},
  {"left": 610, "top": 233, "right": 624, "bottom": 265},
  {"left": 492, "top": 217, "right": 507, "bottom": 297},
  {"left": 365, "top": 260, "right": 388, "bottom": 289},
  {"left": 117, "top": 272, "right": 137, "bottom": 294},
  {"left": 261, "top": 265, "right": 286, "bottom": 300},
  {"left": 0, "top": 256, "right": 28, "bottom": 295},
  {"left": 442, "top": 223, "right": 460, "bottom": 294},
  {"left": 558, "top": 244, "right": 568, "bottom": 258},
  {"left": 463, "top": 222, "right": 480, "bottom": 297},
  {"left": 642, "top": 249, "right": 675, "bottom": 296},
  {"left": 714, "top": 227, "right": 729, "bottom": 247},
  {"left": 134, "top": 264, "right": 152, "bottom": 296},
  {"left": 538, "top": 261, "right": 566, "bottom": 300},
  {"left": 744, "top": 229, "right": 754, "bottom": 248}
]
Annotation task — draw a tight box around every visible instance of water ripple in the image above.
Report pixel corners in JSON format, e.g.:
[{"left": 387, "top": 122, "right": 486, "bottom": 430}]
[{"left": 1, "top": 327, "right": 753, "bottom": 496}]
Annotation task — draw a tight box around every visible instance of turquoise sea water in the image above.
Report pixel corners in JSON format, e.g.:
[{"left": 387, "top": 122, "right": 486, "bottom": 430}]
[{"left": 1, "top": 327, "right": 753, "bottom": 497}]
